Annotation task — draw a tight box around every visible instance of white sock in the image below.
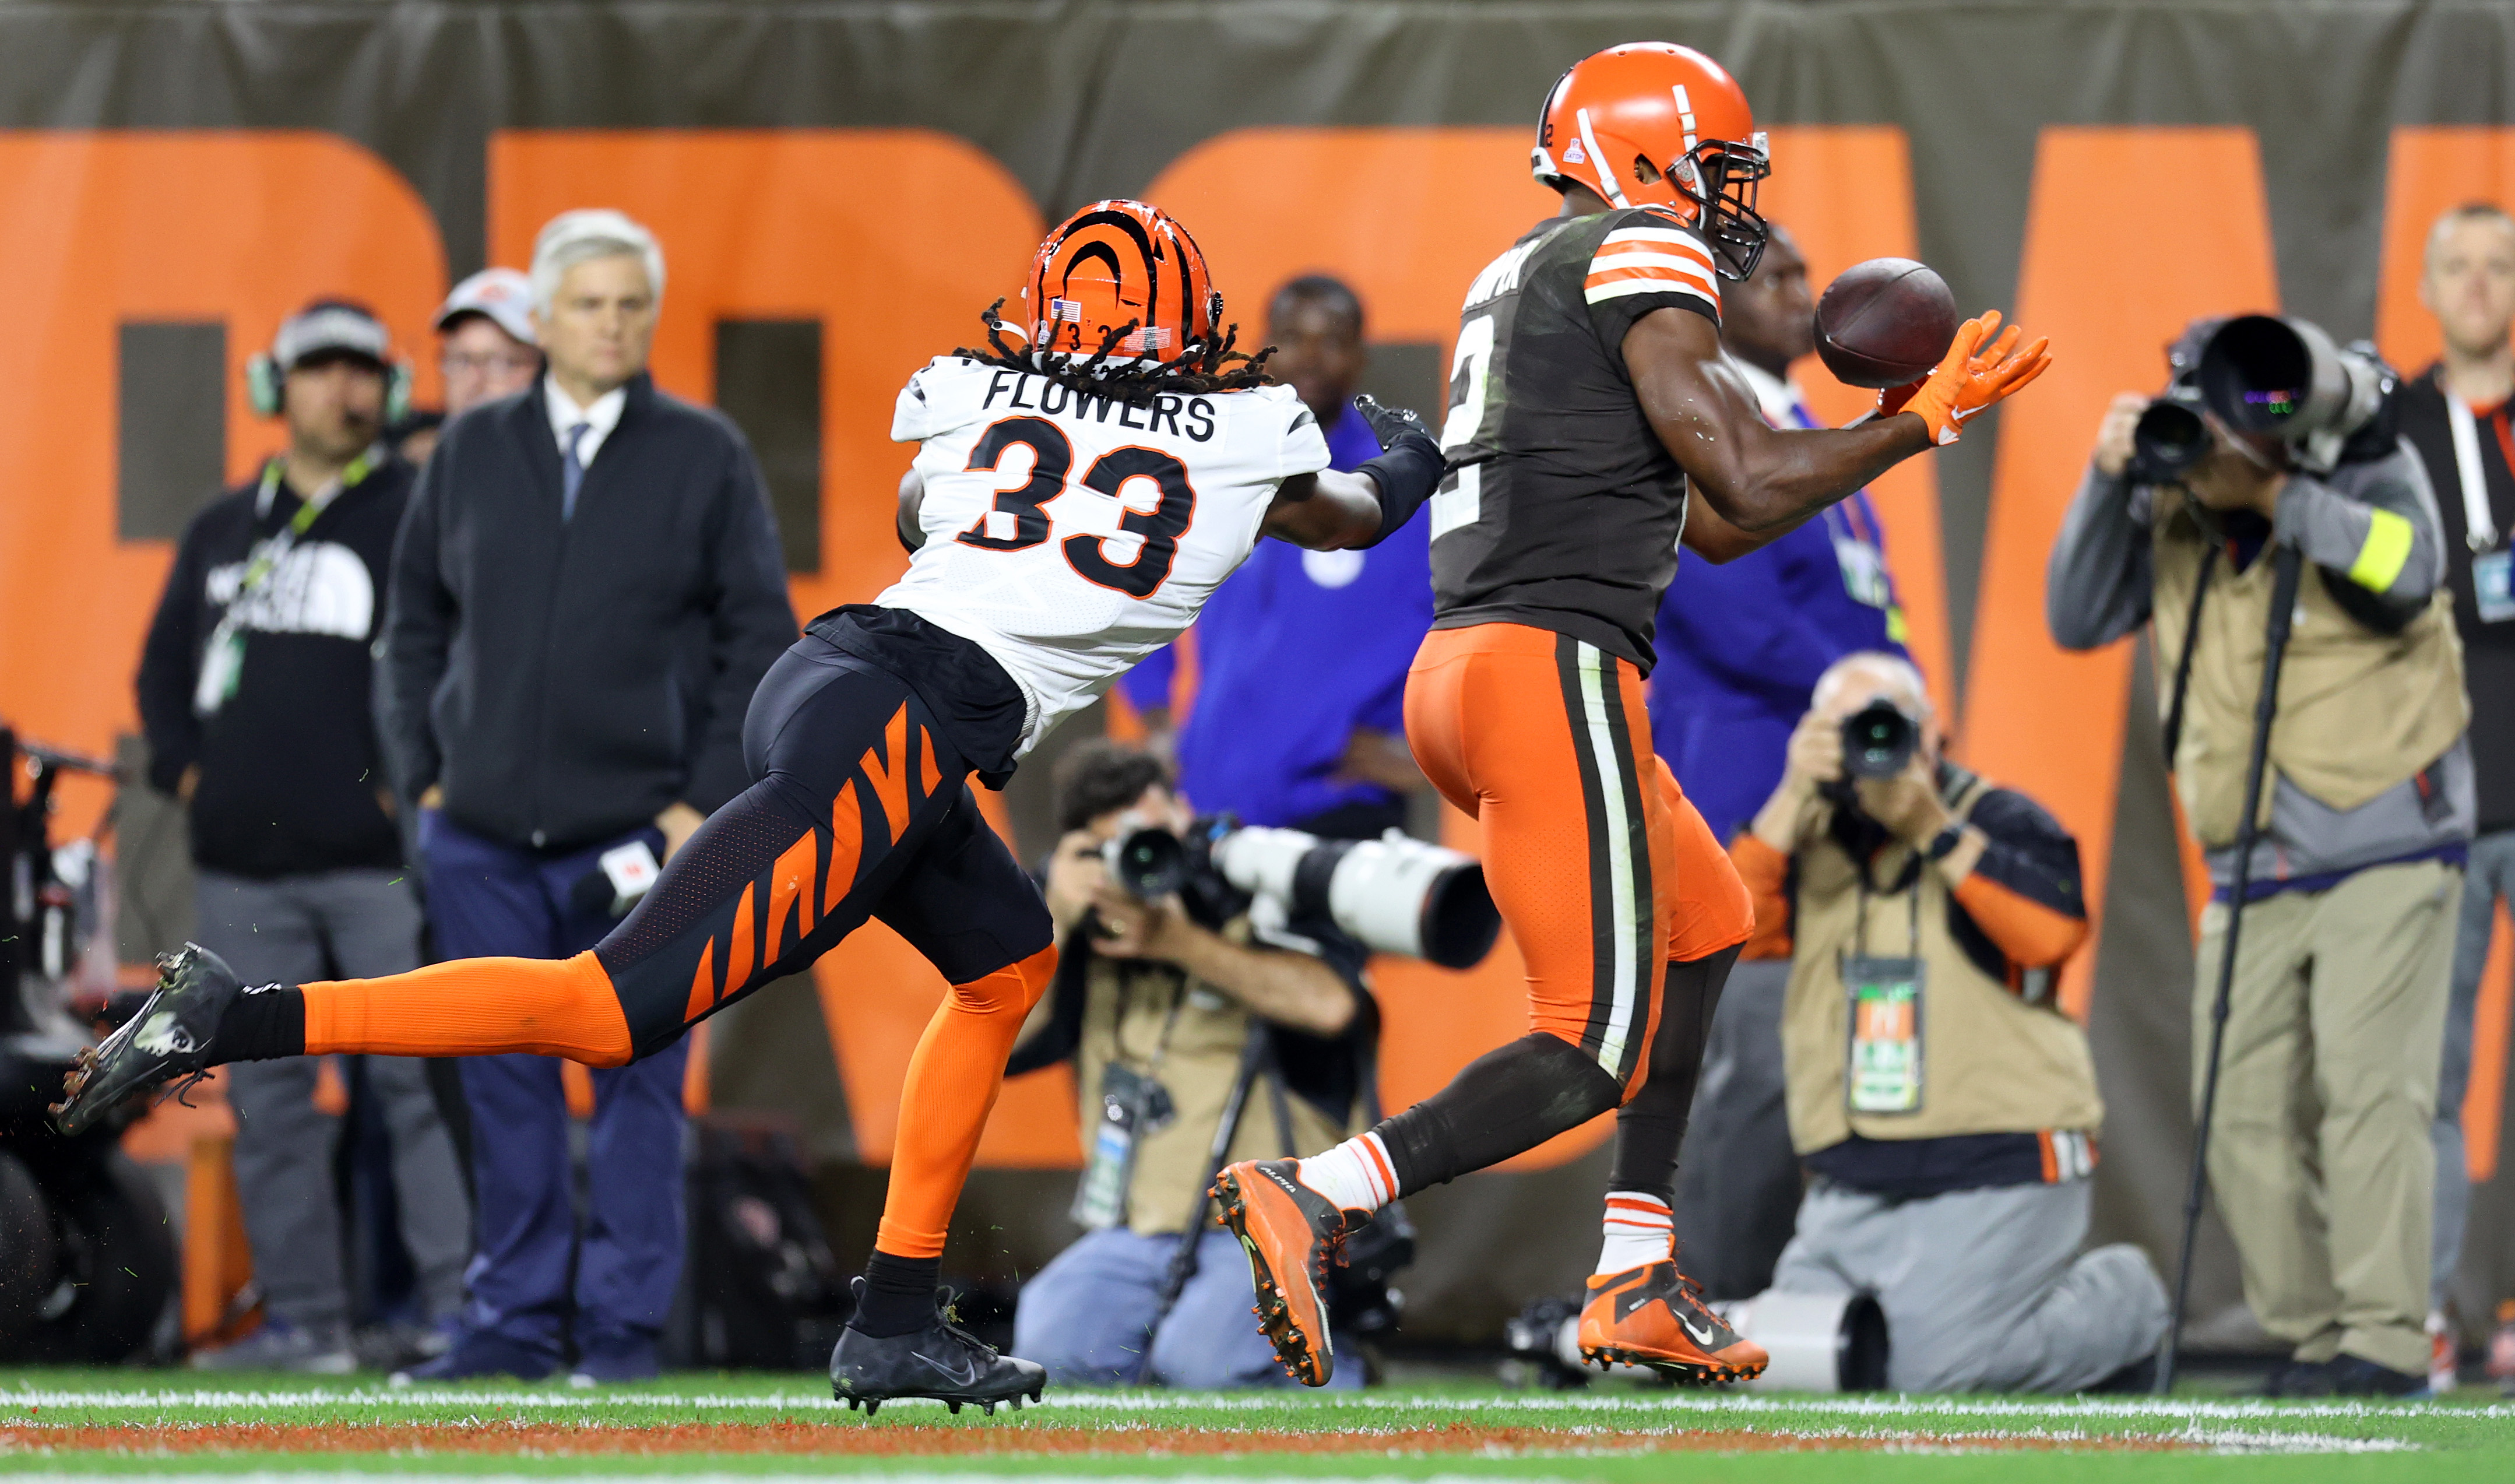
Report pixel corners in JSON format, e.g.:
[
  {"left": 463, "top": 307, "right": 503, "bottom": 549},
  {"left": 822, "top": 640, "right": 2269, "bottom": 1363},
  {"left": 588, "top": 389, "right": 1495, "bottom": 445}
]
[
  {"left": 1596, "top": 1190, "right": 1675, "bottom": 1275},
  {"left": 1294, "top": 1133, "right": 1397, "bottom": 1214}
]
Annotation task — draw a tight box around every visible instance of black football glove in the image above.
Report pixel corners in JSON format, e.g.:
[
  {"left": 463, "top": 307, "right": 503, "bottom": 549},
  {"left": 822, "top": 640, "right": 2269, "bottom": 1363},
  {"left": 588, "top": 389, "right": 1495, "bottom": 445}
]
[{"left": 1352, "top": 393, "right": 1436, "bottom": 452}]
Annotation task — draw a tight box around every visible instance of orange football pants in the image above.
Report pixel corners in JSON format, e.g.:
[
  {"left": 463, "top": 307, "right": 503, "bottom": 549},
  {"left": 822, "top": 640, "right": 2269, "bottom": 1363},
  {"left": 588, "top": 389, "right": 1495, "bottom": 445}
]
[{"left": 1406, "top": 623, "right": 1751, "bottom": 1099}]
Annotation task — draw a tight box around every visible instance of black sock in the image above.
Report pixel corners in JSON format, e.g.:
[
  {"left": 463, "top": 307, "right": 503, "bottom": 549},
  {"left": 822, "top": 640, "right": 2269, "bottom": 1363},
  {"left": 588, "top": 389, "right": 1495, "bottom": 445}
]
[
  {"left": 1373, "top": 1032, "right": 1622, "bottom": 1193},
  {"left": 1608, "top": 947, "right": 1740, "bottom": 1204},
  {"left": 208, "top": 987, "right": 306, "bottom": 1063},
  {"left": 850, "top": 1250, "right": 941, "bottom": 1337}
]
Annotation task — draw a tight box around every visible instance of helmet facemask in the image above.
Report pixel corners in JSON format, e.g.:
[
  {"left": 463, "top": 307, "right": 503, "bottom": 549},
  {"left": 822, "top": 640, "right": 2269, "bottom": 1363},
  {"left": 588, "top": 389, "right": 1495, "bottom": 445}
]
[{"left": 1669, "top": 133, "right": 1771, "bottom": 282}]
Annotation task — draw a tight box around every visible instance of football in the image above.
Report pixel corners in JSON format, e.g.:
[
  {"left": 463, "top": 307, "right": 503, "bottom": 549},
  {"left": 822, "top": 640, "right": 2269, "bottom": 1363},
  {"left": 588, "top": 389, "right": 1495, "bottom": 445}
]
[{"left": 1813, "top": 258, "right": 1962, "bottom": 389}]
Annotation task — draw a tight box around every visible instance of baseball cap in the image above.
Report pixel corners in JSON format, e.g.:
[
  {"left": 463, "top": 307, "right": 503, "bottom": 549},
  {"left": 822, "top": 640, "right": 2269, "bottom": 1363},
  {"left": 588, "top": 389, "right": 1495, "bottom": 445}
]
[
  {"left": 435, "top": 267, "right": 539, "bottom": 346},
  {"left": 272, "top": 301, "right": 393, "bottom": 371}
]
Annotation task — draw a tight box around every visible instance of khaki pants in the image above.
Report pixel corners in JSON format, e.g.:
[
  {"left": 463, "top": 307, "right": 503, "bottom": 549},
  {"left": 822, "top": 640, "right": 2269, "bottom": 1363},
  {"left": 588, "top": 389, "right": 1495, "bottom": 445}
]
[{"left": 2193, "top": 859, "right": 2457, "bottom": 1376}]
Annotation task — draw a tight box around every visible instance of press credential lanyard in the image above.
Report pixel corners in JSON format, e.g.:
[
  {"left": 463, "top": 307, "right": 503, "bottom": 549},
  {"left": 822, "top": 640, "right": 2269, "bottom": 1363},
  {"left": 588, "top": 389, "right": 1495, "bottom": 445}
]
[
  {"left": 2445, "top": 392, "right": 2515, "bottom": 623},
  {"left": 1843, "top": 853, "right": 1927, "bottom": 1116},
  {"left": 193, "top": 452, "right": 374, "bottom": 716}
]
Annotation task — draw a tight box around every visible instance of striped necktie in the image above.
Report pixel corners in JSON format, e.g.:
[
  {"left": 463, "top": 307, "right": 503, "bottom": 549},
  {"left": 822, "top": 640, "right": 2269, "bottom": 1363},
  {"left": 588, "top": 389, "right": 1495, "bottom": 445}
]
[{"left": 561, "top": 421, "right": 590, "bottom": 522}]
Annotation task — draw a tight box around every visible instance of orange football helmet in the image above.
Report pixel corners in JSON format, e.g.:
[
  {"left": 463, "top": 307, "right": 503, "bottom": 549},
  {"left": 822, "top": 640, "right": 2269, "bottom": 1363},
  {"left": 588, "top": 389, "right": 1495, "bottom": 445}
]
[
  {"left": 1019, "top": 199, "right": 1223, "bottom": 364},
  {"left": 1532, "top": 42, "right": 1771, "bottom": 280}
]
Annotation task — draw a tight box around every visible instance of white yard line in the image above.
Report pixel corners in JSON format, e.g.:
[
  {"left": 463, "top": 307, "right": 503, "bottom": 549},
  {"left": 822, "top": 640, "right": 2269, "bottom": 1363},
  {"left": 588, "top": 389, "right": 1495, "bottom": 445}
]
[{"left": 1, "top": 1386, "right": 2498, "bottom": 1424}]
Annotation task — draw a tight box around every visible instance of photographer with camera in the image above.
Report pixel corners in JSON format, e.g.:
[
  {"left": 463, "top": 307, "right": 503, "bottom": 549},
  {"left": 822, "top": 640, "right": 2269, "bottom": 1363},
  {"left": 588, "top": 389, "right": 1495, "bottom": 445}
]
[
  {"left": 2048, "top": 316, "right": 2472, "bottom": 1397},
  {"left": 1009, "top": 742, "right": 1383, "bottom": 1389},
  {"left": 1724, "top": 652, "right": 2164, "bottom": 1392}
]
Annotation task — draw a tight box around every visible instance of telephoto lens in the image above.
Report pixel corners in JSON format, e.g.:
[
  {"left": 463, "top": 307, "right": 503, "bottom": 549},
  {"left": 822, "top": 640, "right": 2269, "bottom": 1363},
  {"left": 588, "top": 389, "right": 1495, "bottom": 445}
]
[
  {"left": 1839, "top": 699, "right": 1919, "bottom": 779},
  {"left": 2196, "top": 314, "right": 2394, "bottom": 472}
]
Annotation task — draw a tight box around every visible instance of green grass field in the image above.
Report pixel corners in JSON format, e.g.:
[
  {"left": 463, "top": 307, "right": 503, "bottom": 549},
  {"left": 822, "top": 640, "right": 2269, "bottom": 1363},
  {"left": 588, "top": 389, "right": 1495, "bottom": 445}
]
[{"left": 1, "top": 1369, "right": 2510, "bottom": 1481}]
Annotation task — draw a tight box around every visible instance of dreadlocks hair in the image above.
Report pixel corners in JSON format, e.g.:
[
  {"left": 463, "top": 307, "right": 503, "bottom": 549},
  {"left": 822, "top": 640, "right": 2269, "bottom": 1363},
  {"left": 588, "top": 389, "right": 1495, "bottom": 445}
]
[{"left": 955, "top": 298, "right": 1277, "bottom": 403}]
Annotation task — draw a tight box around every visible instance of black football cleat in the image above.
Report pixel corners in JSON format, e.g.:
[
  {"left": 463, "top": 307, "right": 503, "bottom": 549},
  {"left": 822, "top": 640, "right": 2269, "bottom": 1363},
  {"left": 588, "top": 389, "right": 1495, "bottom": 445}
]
[
  {"left": 51, "top": 943, "right": 252, "bottom": 1136},
  {"left": 829, "top": 1281, "right": 1046, "bottom": 1418}
]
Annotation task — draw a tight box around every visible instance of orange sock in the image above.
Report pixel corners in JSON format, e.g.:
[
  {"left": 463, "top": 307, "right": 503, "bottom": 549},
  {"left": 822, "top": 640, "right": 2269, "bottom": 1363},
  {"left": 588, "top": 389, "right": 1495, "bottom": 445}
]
[
  {"left": 873, "top": 945, "right": 1058, "bottom": 1258},
  {"left": 301, "top": 952, "right": 635, "bottom": 1067}
]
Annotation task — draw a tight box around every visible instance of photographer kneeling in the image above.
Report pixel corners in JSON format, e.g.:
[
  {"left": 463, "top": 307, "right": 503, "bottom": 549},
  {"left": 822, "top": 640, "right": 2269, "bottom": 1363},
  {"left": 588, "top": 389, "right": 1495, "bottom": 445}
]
[
  {"left": 2049, "top": 318, "right": 2471, "bottom": 1396},
  {"left": 1011, "top": 742, "right": 1379, "bottom": 1389},
  {"left": 1735, "top": 653, "right": 2168, "bottom": 1393}
]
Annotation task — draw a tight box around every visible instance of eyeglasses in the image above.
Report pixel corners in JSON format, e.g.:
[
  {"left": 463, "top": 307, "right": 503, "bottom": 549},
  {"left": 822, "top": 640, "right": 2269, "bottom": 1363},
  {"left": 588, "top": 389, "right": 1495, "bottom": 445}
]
[{"left": 441, "top": 351, "right": 540, "bottom": 376}]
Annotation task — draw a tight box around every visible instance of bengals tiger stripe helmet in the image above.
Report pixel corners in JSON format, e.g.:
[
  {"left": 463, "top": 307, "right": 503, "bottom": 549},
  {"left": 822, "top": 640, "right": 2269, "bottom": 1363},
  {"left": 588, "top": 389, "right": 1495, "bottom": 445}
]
[
  {"left": 1020, "top": 199, "right": 1223, "bottom": 364},
  {"left": 1532, "top": 42, "right": 1772, "bottom": 280}
]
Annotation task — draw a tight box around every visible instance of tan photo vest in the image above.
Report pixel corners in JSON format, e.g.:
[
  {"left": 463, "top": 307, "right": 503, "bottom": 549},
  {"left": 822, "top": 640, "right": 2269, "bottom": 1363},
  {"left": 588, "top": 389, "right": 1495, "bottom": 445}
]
[
  {"left": 2148, "top": 492, "right": 2468, "bottom": 849},
  {"left": 1074, "top": 920, "right": 1355, "bottom": 1236},
  {"left": 1781, "top": 776, "right": 2104, "bottom": 1154}
]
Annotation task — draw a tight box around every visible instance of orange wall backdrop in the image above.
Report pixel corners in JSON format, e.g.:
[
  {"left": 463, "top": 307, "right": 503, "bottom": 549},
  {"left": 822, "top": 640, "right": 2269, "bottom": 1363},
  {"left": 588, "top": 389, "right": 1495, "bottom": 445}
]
[
  {"left": 0, "top": 132, "right": 448, "bottom": 834},
  {"left": 1960, "top": 128, "right": 2281, "bottom": 1021},
  {"left": 486, "top": 129, "right": 1068, "bottom": 1166}
]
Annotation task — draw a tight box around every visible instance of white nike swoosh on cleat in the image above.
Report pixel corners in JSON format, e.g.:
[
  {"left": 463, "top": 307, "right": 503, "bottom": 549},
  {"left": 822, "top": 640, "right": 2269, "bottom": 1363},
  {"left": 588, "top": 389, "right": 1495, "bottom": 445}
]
[
  {"left": 1677, "top": 1310, "right": 1722, "bottom": 1348},
  {"left": 912, "top": 1349, "right": 980, "bottom": 1387}
]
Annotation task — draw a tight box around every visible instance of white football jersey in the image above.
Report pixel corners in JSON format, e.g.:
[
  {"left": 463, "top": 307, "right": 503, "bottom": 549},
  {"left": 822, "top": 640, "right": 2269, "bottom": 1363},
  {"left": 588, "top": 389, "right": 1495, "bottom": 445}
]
[{"left": 878, "top": 356, "right": 1331, "bottom": 754}]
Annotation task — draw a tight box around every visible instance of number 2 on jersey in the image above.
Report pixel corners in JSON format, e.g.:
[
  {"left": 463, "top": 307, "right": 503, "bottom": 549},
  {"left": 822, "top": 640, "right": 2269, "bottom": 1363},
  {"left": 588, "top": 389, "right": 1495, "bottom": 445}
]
[
  {"left": 1431, "top": 314, "right": 1494, "bottom": 539},
  {"left": 954, "top": 417, "right": 1198, "bottom": 599}
]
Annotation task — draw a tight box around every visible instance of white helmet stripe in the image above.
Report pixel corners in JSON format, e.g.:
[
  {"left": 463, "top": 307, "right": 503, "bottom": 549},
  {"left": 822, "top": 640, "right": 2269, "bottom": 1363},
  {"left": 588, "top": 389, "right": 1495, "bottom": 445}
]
[
  {"left": 1576, "top": 106, "right": 1628, "bottom": 206},
  {"left": 1672, "top": 85, "right": 1698, "bottom": 154}
]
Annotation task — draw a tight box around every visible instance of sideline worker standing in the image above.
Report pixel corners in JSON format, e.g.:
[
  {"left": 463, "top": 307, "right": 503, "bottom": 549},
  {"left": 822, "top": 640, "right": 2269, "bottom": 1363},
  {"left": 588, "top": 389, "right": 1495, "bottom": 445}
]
[
  {"left": 2049, "top": 322, "right": 2471, "bottom": 1397},
  {"left": 1009, "top": 743, "right": 1377, "bottom": 1388},
  {"left": 1117, "top": 275, "right": 1431, "bottom": 839},
  {"left": 2395, "top": 200, "right": 2515, "bottom": 1381},
  {"left": 1732, "top": 654, "right": 2165, "bottom": 1393},
  {"left": 379, "top": 210, "right": 796, "bottom": 1383},
  {"left": 137, "top": 301, "right": 469, "bottom": 1370},
  {"left": 1648, "top": 224, "right": 1909, "bottom": 1300}
]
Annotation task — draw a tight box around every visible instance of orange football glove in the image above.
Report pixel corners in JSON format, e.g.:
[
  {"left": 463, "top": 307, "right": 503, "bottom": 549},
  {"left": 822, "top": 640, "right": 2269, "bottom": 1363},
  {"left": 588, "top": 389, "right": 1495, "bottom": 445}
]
[{"left": 1886, "top": 310, "right": 2053, "bottom": 445}]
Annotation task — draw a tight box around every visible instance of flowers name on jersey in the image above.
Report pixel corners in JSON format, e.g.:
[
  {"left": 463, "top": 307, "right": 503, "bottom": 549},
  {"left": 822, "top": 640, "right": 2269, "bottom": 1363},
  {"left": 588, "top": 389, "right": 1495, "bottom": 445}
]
[{"left": 881, "top": 357, "right": 1331, "bottom": 754}]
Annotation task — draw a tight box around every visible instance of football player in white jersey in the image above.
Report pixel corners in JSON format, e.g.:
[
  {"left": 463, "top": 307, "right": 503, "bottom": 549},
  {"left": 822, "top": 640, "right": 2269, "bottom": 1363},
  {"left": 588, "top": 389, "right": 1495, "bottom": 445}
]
[{"left": 54, "top": 201, "right": 1447, "bottom": 1413}]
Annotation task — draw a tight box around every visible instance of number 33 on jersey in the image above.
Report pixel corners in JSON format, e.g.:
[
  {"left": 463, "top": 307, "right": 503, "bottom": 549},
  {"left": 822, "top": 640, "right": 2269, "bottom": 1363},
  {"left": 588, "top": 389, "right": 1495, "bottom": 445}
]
[{"left": 879, "top": 356, "right": 1329, "bottom": 753}]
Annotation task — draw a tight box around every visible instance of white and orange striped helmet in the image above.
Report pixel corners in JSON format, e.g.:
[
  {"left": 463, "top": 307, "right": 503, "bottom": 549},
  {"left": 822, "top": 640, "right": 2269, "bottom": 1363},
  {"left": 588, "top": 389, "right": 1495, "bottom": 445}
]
[{"left": 1532, "top": 43, "right": 1771, "bottom": 280}]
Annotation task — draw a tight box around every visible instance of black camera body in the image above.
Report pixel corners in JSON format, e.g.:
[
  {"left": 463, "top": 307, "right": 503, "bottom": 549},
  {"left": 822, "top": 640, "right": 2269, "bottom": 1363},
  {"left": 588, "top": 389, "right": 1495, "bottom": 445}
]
[{"left": 1840, "top": 698, "right": 1921, "bottom": 780}]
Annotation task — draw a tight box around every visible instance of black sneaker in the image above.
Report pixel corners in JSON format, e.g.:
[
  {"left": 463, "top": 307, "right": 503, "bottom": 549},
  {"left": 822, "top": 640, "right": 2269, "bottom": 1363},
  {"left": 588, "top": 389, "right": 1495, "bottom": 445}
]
[
  {"left": 2327, "top": 1353, "right": 2426, "bottom": 1398},
  {"left": 51, "top": 944, "right": 252, "bottom": 1135},
  {"left": 828, "top": 1281, "right": 1046, "bottom": 1417},
  {"left": 2257, "top": 1358, "right": 2336, "bottom": 1397}
]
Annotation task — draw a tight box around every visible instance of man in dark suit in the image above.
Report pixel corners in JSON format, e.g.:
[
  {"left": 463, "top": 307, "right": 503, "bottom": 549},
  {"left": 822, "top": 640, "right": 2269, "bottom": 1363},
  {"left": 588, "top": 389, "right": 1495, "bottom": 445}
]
[{"left": 379, "top": 210, "right": 797, "bottom": 1383}]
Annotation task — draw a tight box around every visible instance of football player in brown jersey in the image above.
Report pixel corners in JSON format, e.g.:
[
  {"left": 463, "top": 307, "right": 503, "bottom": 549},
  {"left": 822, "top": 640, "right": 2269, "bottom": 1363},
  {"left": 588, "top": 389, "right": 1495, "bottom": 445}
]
[{"left": 1217, "top": 42, "right": 2050, "bottom": 1387}]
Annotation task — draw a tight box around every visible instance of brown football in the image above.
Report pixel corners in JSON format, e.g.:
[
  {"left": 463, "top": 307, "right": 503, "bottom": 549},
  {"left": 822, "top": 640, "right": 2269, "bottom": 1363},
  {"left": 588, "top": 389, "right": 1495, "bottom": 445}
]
[{"left": 1813, "top": 258, "right": 1961, "bottom": 389}]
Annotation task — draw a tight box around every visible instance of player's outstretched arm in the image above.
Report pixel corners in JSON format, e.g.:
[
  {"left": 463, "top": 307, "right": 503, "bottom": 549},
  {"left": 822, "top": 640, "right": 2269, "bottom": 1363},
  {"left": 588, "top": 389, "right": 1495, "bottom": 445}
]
[
  {"left": 1263, "top": 469, "right": 1388, "bottom": 550},
  {"left": 1630, "top": 305, "right": 2049, "bottom": 555},
  {"left": 1262, "top": 395, "right": 1447, "bottom": 551}
]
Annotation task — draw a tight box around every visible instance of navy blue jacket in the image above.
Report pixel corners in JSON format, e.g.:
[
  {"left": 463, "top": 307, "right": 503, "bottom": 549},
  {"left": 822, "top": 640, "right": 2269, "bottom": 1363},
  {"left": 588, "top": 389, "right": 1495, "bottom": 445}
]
[
  {"left": 378, "top": 372, "right": 797, "bottom": 854},
  {"left": 1651, "top": 487, "right": 1904, "bottom": 843}
]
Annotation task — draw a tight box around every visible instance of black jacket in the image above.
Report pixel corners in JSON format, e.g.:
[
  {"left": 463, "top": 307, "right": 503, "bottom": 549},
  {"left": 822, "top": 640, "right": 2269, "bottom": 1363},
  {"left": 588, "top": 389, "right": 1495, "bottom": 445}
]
[
  {"left": 137, "top": 455, "right": 413, "bottom": 878},
  {"left": 2398, "top": 367, "right": 2515, "bottom": 833},
  {"left": 378, "top": 373, "right": 797, "bottom": 853}
]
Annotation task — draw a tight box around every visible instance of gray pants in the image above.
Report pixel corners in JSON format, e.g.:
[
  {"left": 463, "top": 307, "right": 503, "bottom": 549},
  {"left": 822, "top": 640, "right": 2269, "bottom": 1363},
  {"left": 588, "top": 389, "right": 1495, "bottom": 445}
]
[
  {"left": 1672, "top": 958, "right": 1802, "bottom": 1300},
  {"left": 195, "top": 870, "right": 469, "bottom": 1334},
  {"left": 2194, "top": 860, "right": 2455, "bottom": 1376},
  {"left": 1770, "top": 1177, "right": 2168, "bottom": 1392},
  {"left": 2439, "top": 829, "right": 2515, "bottom": 1311}
]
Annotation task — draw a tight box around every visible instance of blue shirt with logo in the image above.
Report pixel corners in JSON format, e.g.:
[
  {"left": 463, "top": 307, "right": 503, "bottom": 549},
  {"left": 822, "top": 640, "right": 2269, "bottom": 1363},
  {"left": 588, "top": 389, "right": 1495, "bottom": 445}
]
[
  {"left": 1120, "top": 404, "right": 1430, "bottom": 827},
  {"left": 1649, "top": 396, "right": 1906, "bottom": 843}
]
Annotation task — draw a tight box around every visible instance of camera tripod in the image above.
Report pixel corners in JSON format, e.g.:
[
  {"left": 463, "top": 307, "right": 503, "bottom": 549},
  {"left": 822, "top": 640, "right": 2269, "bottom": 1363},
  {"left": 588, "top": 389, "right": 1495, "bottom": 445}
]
[{"left": 2155, "top": 540, "right": 2305, "bottom": 1395}]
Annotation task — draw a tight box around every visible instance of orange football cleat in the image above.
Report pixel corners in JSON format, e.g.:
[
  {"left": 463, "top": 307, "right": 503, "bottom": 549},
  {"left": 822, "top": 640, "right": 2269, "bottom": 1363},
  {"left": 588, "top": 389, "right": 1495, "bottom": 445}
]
[
  {"left": 1212, "top": 1159, "right": 1349, "bottom": 1387},
  {"left": 1578, "top": 1260, "right": 1769, "bottom": 1384}
]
